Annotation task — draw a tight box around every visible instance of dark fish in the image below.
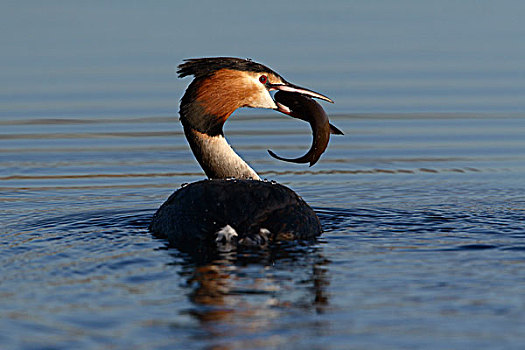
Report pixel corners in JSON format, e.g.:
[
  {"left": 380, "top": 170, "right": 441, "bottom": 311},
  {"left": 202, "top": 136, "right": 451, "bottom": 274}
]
[{"left": 270, "top": 90, "right": 343, "bottom": 166}]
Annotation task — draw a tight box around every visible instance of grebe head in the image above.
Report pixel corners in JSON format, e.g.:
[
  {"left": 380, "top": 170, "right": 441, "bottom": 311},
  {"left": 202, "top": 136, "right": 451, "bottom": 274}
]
[{"left": 177, "top": 57, "right": 332, "bottom": 136}]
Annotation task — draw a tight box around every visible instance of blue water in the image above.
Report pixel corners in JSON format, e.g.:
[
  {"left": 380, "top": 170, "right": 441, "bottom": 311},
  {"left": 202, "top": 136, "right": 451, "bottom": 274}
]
[{"left": 1, "top": 2, "right": 525, "bottom": 349}]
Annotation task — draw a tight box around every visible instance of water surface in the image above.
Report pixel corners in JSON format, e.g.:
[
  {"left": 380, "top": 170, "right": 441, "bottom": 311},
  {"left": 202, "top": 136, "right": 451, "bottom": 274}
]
[
  {"left": 2, "top": 1, "right": 525, "bottom": 349},
  {"left": 2, "top": 114, "right": 525, "bottom": 349}
]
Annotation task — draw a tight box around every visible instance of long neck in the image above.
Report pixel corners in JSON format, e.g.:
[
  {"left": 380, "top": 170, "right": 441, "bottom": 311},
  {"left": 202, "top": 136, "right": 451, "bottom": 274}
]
[
  {"left": 183, "top": 126, "right": 260, "bottom": 180},
  {"left": 179, "top": 76, "right": 261, "bottom": 180}
]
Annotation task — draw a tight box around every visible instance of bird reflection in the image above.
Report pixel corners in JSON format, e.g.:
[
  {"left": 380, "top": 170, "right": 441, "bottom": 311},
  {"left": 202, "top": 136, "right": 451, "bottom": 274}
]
[{"left": 172, "top": 244, "right": 330, "bottom": 346}]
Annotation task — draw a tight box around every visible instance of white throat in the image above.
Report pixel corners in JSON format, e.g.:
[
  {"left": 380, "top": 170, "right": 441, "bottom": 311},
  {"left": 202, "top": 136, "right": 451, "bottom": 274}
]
[{"left": 185, "top": 127, "right": 260, "bottom": 180}]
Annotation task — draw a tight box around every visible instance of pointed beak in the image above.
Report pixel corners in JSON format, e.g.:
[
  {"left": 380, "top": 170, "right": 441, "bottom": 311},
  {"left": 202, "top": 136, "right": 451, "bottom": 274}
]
[{"left": 269, "top": 82, "right": 334, "bottom": 106}]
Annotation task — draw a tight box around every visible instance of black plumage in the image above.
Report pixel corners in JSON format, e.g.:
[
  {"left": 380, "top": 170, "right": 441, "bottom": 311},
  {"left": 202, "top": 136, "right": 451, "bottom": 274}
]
[
  {"left": 149, "top": 179, "right": 322, "bottom": 250},
  {"left": 177, "top": 57, "right": 284, "bottom": 80}
]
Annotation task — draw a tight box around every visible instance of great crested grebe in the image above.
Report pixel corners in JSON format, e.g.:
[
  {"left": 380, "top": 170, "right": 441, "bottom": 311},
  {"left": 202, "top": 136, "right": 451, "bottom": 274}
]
[{"left": 149, "top": 57, "right": 340, "bottom": 249}]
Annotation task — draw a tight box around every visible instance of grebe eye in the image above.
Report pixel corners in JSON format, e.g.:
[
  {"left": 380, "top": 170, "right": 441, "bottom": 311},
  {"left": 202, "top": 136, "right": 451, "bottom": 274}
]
[{"left": 259, "top": 75, "right": 268, "bottom": 84}]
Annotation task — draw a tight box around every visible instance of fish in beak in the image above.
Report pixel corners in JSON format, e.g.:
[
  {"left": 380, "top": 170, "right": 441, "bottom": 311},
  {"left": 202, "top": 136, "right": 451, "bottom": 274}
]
[{"left": 269, "top": 90, "right": 343, "bottom": 167}]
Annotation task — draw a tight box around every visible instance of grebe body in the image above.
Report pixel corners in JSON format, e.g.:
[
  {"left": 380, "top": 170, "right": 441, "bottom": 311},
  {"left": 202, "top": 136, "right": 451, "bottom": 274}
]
[{"left": 149, "top": 57, "right": 339, "bottom": 249}]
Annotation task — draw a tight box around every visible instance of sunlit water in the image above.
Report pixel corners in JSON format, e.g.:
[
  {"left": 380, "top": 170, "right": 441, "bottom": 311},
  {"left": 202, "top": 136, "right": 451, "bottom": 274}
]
[{"left": 2, "top": 1, "right": 525, "bottom": 349}]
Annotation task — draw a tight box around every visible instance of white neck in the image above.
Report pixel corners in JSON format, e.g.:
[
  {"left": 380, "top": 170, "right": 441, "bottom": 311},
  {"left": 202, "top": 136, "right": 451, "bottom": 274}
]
[{"left": 184, "top": 127, "right": 260, "bottom": 180}]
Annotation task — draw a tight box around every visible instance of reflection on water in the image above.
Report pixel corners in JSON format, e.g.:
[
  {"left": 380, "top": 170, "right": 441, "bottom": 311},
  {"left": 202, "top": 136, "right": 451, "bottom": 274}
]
[
  {"left": 176, "top": 244, "right": 329, "bottom": 347},
  {"left": 3, "top": 204, "right": 333, "bottom": 349},
  {"left": 3, "top": 195, "right": 524, "bottom": 348}
]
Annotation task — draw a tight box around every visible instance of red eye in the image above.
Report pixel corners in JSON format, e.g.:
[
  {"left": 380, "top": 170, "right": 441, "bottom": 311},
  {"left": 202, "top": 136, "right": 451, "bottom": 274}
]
[{"left": 259, "top": 75, "right": 268, "bottom": 84}]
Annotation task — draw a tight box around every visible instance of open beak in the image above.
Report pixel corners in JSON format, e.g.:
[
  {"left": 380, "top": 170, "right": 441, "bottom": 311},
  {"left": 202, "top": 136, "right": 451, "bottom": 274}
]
[
  {"left": 269, "top": 82, "right": 334, "bottom": 108},
  {"left": 271, "top": 85, "right": 344, "bottom": 136}
]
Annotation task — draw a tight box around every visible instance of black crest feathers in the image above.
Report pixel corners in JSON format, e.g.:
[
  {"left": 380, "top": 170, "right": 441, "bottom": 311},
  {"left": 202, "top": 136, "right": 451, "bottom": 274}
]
[{"left": 177, "top": 57, "right": 283, "bottom": 80}]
